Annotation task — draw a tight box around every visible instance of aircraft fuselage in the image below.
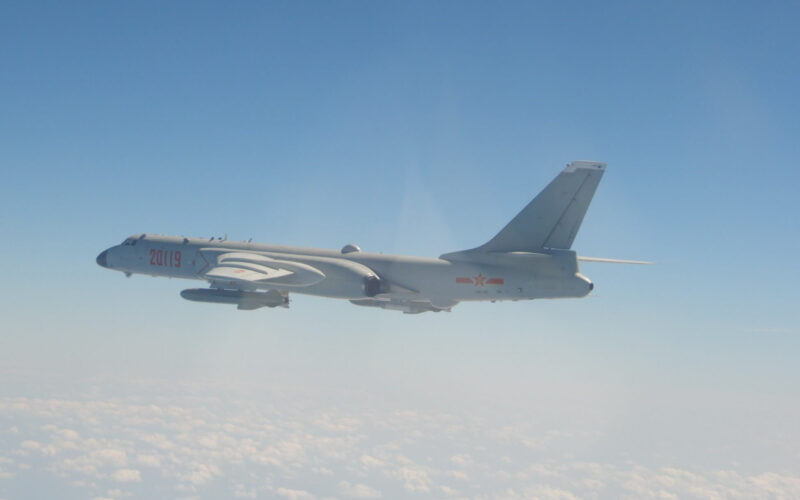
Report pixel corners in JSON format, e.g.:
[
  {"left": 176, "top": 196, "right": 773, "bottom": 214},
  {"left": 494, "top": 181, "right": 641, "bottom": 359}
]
[
  {"left": 96, "top": 161, "right": 635, "bottom": 313},
  {"left": 98, "top": 234, "right": 593, "bottom": 310}
]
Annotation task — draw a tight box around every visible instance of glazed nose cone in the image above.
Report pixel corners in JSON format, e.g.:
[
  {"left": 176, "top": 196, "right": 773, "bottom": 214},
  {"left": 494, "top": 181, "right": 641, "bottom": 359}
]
[{"left": 96, "top": 250, "right": 109, "bottom": 268}]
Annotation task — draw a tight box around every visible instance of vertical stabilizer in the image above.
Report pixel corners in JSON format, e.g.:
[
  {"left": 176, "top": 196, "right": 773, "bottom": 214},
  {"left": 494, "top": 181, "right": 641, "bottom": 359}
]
[{"left": 477, "top": 161, "right": 605, "bottom": 252}]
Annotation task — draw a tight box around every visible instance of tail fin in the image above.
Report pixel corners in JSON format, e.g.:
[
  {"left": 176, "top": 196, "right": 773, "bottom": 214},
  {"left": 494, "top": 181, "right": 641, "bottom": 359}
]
[
  {"left": 480, "top": 161, "right": 605, "bottom": 251},
  {"left": 471, "top": 161, "right": 606, "bottom": 253}
]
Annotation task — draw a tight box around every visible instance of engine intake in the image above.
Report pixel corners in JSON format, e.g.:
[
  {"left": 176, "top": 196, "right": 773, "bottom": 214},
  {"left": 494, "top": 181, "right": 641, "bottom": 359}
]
[{"left": 363, "top": 275, "right": 382, "bottom": 297}]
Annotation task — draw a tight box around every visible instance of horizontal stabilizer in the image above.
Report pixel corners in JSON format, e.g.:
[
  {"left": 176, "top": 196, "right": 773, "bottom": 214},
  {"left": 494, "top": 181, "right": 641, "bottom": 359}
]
[{"left": 578, "top": 256, "right": 653, "bottom": 265}]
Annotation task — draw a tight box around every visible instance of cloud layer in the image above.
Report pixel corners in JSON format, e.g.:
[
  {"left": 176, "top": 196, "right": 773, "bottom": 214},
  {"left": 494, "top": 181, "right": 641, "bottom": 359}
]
[{"left": 1, "top": 376, "right": 799, "bottom": 500}]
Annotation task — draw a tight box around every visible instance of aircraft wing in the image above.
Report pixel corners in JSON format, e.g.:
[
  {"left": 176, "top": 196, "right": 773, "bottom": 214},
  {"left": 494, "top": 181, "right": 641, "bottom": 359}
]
[
  {"left": 205, "top": 265, "right": 293, "bottom": 283},
  {"left": 202, "top": 252, "right": 326, "bottom": 288}
]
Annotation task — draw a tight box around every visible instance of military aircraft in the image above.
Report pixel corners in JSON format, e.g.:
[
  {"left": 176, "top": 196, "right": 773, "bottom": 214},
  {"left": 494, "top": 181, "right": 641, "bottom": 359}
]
[{"left": 96, "top": 161, "right": 648, "bottom": 313}]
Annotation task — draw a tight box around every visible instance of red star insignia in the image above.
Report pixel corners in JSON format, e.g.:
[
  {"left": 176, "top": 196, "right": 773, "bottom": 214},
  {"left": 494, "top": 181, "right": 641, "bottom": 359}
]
[{"left": 474, "top": 273, "right": 486, "bottom": 286}]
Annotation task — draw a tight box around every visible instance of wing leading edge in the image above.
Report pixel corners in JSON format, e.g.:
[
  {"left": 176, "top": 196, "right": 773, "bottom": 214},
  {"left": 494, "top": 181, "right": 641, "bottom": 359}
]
[{"left": 202, "top": 252, "right": 326, "bottom": 289}]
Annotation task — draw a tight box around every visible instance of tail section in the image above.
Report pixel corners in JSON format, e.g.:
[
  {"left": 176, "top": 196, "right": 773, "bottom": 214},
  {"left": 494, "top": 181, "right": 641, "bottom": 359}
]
[
  {"left": 441, "top": 161, "right": 605, "bottom": 259},
  {"left": 479, "top": 161, "right": 605, "bottom": 252},
  {"left": 578, "top": 256, "right": 653, "bottom": 265}
]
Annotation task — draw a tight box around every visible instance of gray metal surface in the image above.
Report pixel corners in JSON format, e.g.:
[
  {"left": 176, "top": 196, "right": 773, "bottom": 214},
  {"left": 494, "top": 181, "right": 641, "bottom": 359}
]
[{"left": 96, "top": 161, "right": 638, "bottom": 313}]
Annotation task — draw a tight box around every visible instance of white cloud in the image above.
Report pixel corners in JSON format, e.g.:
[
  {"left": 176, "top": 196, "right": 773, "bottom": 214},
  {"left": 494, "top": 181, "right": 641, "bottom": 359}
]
[
  {"left": 339, "top": 480, "right": 382, "bottom": 498},
  {"left": 2, "top": 377, "right": 800, "bottom": 500},
  {"left": 359, "top": 454, "right": 386, "bottom": 469},
  {"left": 313, "top": 466, "right": 334, "bottom": 476},
  {"left": 110, "top": 469, "right": 141, "bottom": 482},
  {"left": 135, "top": 454, "right": 161, "bottom": 468},
  {"left": 450, "top": 454, "right": 472, "bottom": 467},
  {"left": 20, "top": 440, "right": 42, "bottom": 452},
  {"left": 93, "top": 449, "right": 128, "bottom": 468},
  {"left": 390, "top": 464, "right": 432, "bottom": 493},
  {"left": 446, "top": 469, "right": 469, "bottom": 480},
  {"left": 139, "top": 433, "right": 175, "bottom": 450},
  {"left": 276, "top": 488, "right": 314, "bottom": 499},
  {"left": 439, "top": 485, "right": 459, "bottom": 496},
  {"left": 57, "top": 429, "right": 80, "bottom": 441},
  {"left": 178, "top": 463, "right": 221, "bottom": 486},
  {"left": 105, "top": 489, "right": 132, "bottom": 498},
  {"left": 233, "top": 483, "right": 257, "bottom": 498}
]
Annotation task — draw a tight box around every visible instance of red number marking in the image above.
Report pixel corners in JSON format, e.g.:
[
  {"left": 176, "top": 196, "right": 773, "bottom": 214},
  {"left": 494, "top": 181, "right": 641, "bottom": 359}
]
[{"left": 149, "top": 248, "right": 182, "bottom": 268}]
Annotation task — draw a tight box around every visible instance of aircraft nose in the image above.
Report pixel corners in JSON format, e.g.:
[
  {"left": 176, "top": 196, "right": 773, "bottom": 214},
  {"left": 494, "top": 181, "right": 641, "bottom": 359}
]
[{"left": 96, "top": 250, "right": 109, "bottom": 268}]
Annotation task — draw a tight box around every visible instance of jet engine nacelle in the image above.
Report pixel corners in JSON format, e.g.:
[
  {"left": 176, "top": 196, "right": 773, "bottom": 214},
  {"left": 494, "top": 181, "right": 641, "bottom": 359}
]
[
  {"left": 298, "top": 258, "right": 385, "bottom": 299},
  {"left": 363, "top": 275, "right": 381, "bottom": 297}
]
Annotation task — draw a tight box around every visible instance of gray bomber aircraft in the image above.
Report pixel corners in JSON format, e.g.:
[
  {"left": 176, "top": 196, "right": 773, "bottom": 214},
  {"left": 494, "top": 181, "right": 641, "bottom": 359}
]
[{"left": 97, "top": 161, "right": 648, "bottom": 313}]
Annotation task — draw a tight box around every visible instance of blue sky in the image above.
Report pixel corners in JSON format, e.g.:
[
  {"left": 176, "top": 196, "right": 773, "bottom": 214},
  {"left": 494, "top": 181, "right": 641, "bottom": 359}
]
[{"left": 1, "top": 2, "right": 800, "bottom": 498}]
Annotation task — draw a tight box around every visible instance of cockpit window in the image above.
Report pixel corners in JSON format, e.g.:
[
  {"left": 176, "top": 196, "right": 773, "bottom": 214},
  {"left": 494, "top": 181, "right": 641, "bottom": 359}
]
[{"left": 121, "top": 238, "right": 137, "bottom": 246}]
